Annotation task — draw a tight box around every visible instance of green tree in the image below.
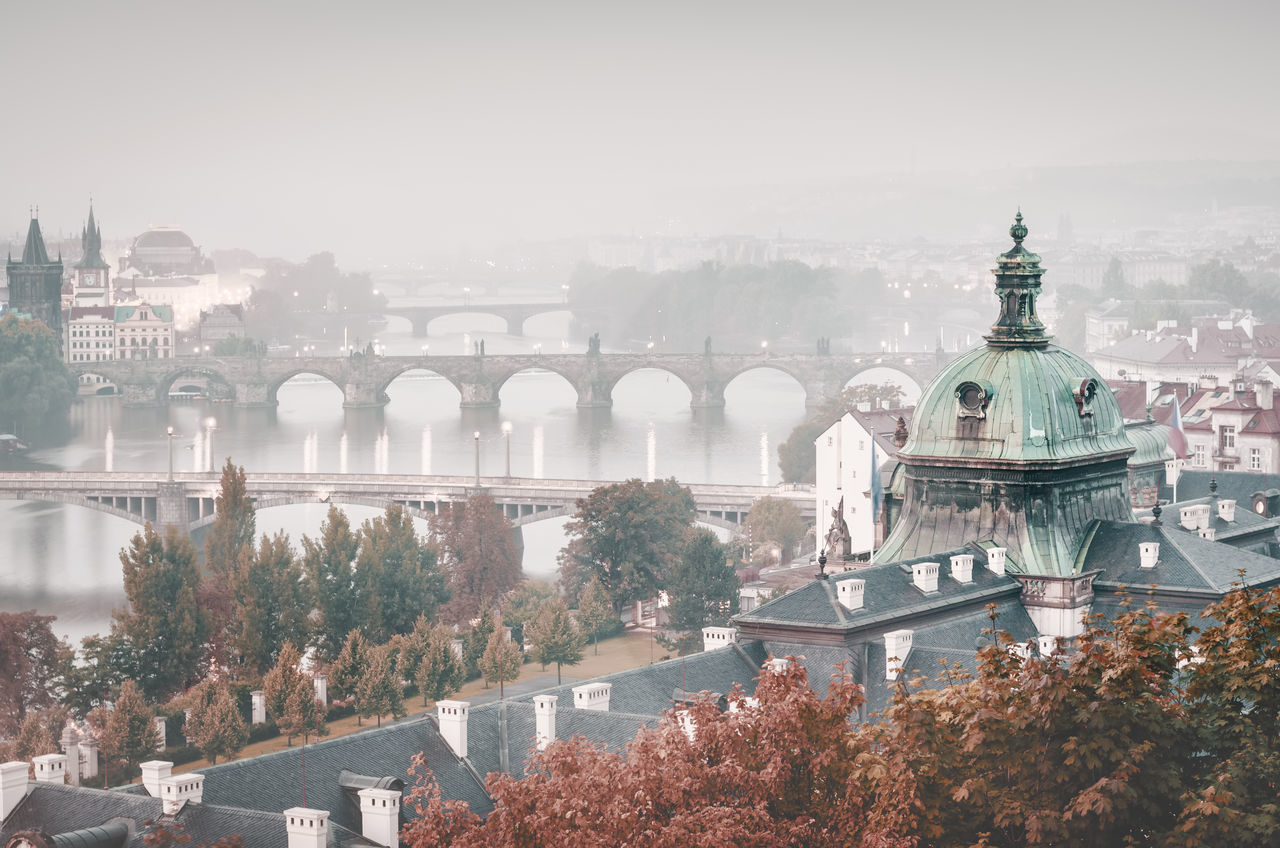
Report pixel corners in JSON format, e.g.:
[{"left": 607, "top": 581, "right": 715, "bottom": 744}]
[
  {"left": 575, "top": 577, "right": 614, "bottom": 656},
  {"left": 115, "top": 525, "right": 209, "bottom": 701},
  {"left": 204, "top": 459, "right": 256, "bottom": 580},
  {"left": 415, "top": 625, "right": 464, "bottom": 706},
  {"left": 777, "top": 418, "right": 827, "bottom": 484},
  {"left": 302, "top": 505, "right": 359, "bottom": 662},
  {"left": 227, "top": 532, "right": 309, "bottom": 679},
  {"left": 211, "top": 335, "right": 262, "bottom": 357},
  {"left": 279, "top": 675, "right": 326, "bottom": 746},
  {"left": 354, "top": 504, "right": 448, "bottom": 643},
  {"left": 1102, "top": 255, "right": 1128, "bottom": 291},
  {"left": 0, "top": 611, "right": 70, "bottom": 736},
  {"left": 663, "top": 529, "right": 737, "bottom": 655},
  {"left": 0, "top": 313, "right": 75, "bottom": 442},
  {"left": 64, "top": 630, "right": 137, "bottom": 716},
  {"left": 357, "top": 645, "right": 406, "bottom": 727},
  {"left": 500, "top": 580, "right": 556, "bottom": 647},
  {"left": 462, "top": 609, "right": 496, "bottom": 681},
  {"left": 559, "top": 478, "right": 697, "bottom": 607},
  {"left": 262, "top": 642, "right": 306, "bottom": 745},
  {"left": 524, "top": 599, "right": 584, "bottom": 685},
  {"left": 745, "top": 497, "right": 808, "bottom": 561},
  {"left": 478, "top": 623, "right": 522, "bottom": 699},
  {"left": 329, "top": 629, "right": 371, "bottom": 725},
  {"left": 431, "top": 495, "right": 522, "bottom": 625},
  {"left": 185, "top": 682, "right": 248, "bottom": 765},
  {"left": 102, "top": 680, "right": 156, "bottom": 785}
]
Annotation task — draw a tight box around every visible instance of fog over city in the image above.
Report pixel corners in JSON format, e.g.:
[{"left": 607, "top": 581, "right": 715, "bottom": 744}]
[{"left": 4, "top": 0, "right": 1278, "bottom": 261}]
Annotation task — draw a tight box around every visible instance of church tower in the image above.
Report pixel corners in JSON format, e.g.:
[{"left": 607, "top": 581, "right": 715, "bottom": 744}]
[
  {"left": 73, "top": 203, "right": 111, "bottom": 307},
  {"left": 7, "top": 212, "right": 65, "bottom": 353}
]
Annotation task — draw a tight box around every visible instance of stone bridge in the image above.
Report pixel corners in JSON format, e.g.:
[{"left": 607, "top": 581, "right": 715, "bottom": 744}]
[
  {"left": 379, "top": 302, "right": 610, "bottom": 337},
  {"left": 0, "top": 470, "right": 814, "bottom": 535},
  {"left": 73, "top": 350, "right": 946, "bottom": 410}
]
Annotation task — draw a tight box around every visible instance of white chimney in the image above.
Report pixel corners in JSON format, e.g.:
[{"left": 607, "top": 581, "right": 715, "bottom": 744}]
[
  {"left": 701, "top": 626, "right": 738, "bottom": 652},
  {"left": 676, "top": 709, "right": 696, "bottom": 742},
  {"left": 358, "top": 787, "right": 400, "bottom": 848},
  {"left": 1180, "top": 504, "right": 1211, "bottom": 531},
  {"left": 436, "top": 700, "right": 470, "bottom": 759},
  {"left": 140, "top": 760, "right": 174, "bottom": 798},
  {"left": 949, "top": 554, "right": 974, "bottom": 583},
  {"left": 1189, "top": 327, "right": 1198, "bottom": 354},
  {"left": 60, "top": 724, "right": 80, "bottom": 787},
  {"left": 159, "top": 773, "right": 204, "bottom": 815},
  {"left": 1219, "top": 499, "right": 1237, "bottom": 522},
  {"left": 1259, "top": 380, "right": 1274, "bottom": 411},
  {"left": 284, "top": 808, "right": 329, "bottom": 848},
  {"left": 154, "top": 716, "right": 167, "bottom": 751},
  {"left": 765, "top": 657, "right": 790, "bottom": 674},
  {"left": 533, "top": 695, "right": 557, "bottom": 751},
  {"left": 1139, "top": 542, "right": 1160, "bottom": 569},
  {"left": 1009, "top": 641, "right": 1033, "bottom": 661},
  {"left": 1, "top": 761, "right": 30, "bottom": 820},
  {"left": 251, "top": 690, "right": 266, "bottom": 725},
  {"left": 911, "top": 561, "right": 939, "bottom": 593},
  {"left": 80, "top": 734, "right": 99, "bottom": 779},
  {"left": 1037, "top": 635, "right": 1058, "bottom": 656},
  {"left": 836, "top": 578, "right": 865, "bottom": 610},
  {"left": 312, "top": 673, "right": 328, "bottom": 707},
  {"left": 572, "top": 683, "right": 611, "bottom": 712},
  {"left": 1199, "top": 527, "right": 1216, "bottom": 541},
  {"left": 884, "top": 629, "right": 914, "bottom": 681},
  {"left": 32, "top": 753, "right": 66, "bottom": 784},
  {"left": 987, "top": 547, "right": 1007, "bottom": 575}
]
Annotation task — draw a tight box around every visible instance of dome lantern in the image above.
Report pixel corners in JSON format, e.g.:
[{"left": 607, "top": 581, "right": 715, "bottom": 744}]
[{"left": 985, "top": 210, "right": 1050, "bottom": 350}]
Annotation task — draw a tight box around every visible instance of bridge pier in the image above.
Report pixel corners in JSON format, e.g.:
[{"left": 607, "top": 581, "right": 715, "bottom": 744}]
[
  {"left": 690, "top": 381, "right": 727, "bottom": 409},
  {"left": 459, "top": 379, "right": 500, "bottom": 409},
  {"left": 574, "top": 375, "right": 613, "bottom": 408},
  {"left": 343, "top": 380, "right": 389, "bottom": 409},
  {"left": 121, "top": 382, "right": 162, "bottom": 408},
  {"left": 156, "top": 482, "right": 189, "bottom": 533},
  {"left": 234, "top": 382, "right": 277, "bottom": 408}
]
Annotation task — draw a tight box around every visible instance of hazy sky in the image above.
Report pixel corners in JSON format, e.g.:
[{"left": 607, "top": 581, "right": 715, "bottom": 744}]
[{"left": 3, "top": 1, "right": 1276, "bottom": 263}]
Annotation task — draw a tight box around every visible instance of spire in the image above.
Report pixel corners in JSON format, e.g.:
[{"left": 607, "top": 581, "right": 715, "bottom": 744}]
[
  {"left": 20, "top": 215, "right": 50, "bottom": 265},
  {"left": 76, "top": 200, "right": 109, "bottom": 270},
  {"left": 984, "top": 211, "right": 1050, "bottom": 349}
]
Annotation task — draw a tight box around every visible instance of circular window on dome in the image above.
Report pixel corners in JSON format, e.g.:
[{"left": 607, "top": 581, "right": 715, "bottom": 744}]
[{"left": 955, "top": 381, "right": 990, "bottom": 419}]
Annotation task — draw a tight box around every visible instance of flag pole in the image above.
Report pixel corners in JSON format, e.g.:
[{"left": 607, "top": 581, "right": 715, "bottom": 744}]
[{"left": 869, "top": 427, "right": 877, "bottom": 564}]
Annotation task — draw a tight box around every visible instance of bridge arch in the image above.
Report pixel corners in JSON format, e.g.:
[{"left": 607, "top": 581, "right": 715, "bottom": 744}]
[
  {"left": 722, "top": 365, "right": 810, "bottom": 408},
  {"left": 155, "top": 365, "right": 237, "bottom": 401},
  {"left": 421, "top": 310, "right": 512, "bottom": 337},
  {"left": 491, "top": 364, "right": 580, "bottom": 409},
  {"left": 377, "top": 365, "right": 466, "bottom": 403},
  {"left": 838, "top": 363, "right": 925, "bottom": 405},
  {"left": 72, "top": 369, "right": 121, "bottom": 395},
  {"left": 605, "top": 365, "right": 697, "bottom": 409},
  {"left": 268, "top": 368, "right": 348, "bottom": 406}
]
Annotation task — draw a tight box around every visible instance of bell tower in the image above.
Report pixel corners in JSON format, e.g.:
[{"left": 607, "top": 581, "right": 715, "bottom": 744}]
[
  {"left": 7, "top": 211, "right": 65, "bottom": 353},
  {"left": 73, "top": 202, "right": 112, "bottom": 306}
]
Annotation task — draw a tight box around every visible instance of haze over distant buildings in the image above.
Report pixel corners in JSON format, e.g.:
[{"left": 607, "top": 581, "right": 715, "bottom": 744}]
[{"left": 2, "top": 0, "right": 1278, "bottom": 264}]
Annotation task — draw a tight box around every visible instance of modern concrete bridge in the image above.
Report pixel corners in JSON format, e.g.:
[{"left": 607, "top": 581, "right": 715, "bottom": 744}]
[
  {"left": 0, "top": 470, "right": 814, "bottom": 534},
  {"left": 73, "top": 350, "right": 945, "bottom": 410}
]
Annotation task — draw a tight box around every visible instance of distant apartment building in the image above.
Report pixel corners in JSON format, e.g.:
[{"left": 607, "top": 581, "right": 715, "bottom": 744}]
[
  {"left": 1181, "top": 379, "right": 1280, "bottom": 475},
  {"left": 1092, "top": 314, "right": 1280, "bottom": 389},
  {"left": 198, "top": 303, "right": 247, "bottom": 343},
  {"left": 115, "top": 303, "right": 175, "bottom": 359},
  {"left": 1083, "top": 299, "right": 1234, "bottom": 352},
  {"left": 814, "top": 407, "right": 910, "bottom": 560}
]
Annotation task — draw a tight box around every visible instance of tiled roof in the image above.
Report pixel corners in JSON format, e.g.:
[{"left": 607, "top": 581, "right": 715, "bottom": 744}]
[
  {"left": 1079, "top": 519, "right": 1280, "bottom": 594},
  {"left": 198, "top": 713, "right": 492, "bottom": 828},
  {"left": 0, "top": 782, "right": 374, "bottom": 847},
  {"left": 1169, "top": 471, "right": 1280, "bottom": 507}
]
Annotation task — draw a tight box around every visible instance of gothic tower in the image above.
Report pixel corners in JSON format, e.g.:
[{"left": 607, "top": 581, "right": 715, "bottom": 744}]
[
  {"left": 7, "top": 213, "right": 65, "bottom": 353},
  {"left": 73, "top": 203, "right": 111, "bottom": 307}
]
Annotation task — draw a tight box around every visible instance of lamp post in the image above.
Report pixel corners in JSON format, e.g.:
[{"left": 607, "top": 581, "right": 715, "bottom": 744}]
[
  {"left": 473, "top": 430, "right": 481, "bottom": 487},
  {"left": 166, "top": 426, "right": 176, "bottom": 482},
  {"left": 463, "top": 287, "right": 471, "bottom": 307},
  {"left": 502, "top": 421, "right": 512, "bottom": 478}
]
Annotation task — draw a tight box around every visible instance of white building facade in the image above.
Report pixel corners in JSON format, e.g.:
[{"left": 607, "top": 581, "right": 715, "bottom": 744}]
[{"left": 814, "top": 409, "right": 906, "bottom": 559}]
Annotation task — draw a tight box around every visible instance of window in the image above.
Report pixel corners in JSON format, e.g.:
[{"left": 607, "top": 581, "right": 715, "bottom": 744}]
[
  {"left": 1251, "top": 447, "right": 1263, "bottom": 471},
  {"left": 1221, "top": 426, "right": 1236, "bottom": 451},
  {"left": 1194, "top": 444, "right": 1207, "bottom": 467}
]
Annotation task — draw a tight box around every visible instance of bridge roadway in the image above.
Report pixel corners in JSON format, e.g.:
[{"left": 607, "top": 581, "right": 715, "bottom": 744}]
[
  {"left": 378, "top": 302, "right": 610, "bottom": 337},
  {"left": 73, "top": 350, "right": 944, "bottom": 410},
  {"left": 0, "top": 470, "right": 815, "bottom": 534}
]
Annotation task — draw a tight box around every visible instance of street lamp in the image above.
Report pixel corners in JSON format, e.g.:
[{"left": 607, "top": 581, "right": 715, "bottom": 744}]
[
  {"left": 421, "top": 344, "right": 429, "bottom": 357},
  {"left": 166, "top": 426, "right": 176, "bottom": 482},
  {"left": 502, "top": 421, "right": 512, "bottom": 478},
  {"left": 473, "top": 431, "right": 481, "bottom": 486},
  {"left": 463, "top": 287, "right": 471, "bottom": 307},
  {"left": 761, "top": 340, "right": 769, "bottom": 355},
  {"left": 204, "top": 417, "right": 217, "bottom": 472},
  {"left": 561, "top": 284, "right": 569, "bottom": 303}
]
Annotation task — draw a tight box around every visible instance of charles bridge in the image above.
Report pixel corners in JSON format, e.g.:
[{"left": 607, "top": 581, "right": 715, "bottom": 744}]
[
  {"left": 73, "top": 350, "right": 946, "bottom": 410},
  {"left": 380, "top": 302, "right": 610, "bottom": 337},
  {"left": 0, "top": 470, "right": 815, "bottom": 535}
]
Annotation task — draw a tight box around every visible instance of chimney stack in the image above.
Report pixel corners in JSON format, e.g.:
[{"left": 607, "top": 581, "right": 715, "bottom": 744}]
[
  {"left": 159, "top": 773, "right": 204, "bottom": 815},
  {"left": 836, "top": 577, "right": 865, "bottom": 610},
  {"left": 572, "top": 683, "right": 611, "bottom": 712},
  {"left": 1219, "top": 499, "right": 1237, "bottom": 522},
  {"left": 251, "top": 690, "right": 266, "bottom": 725},
  {"left": 32, "top": 753, "right": 66, "bottom": 784},
  {"left": 1, "top": 761, "right": 30, "bottom": 820},
  {"left": 1139, "top": 542, "right": 1160, "bottom": 569},
  {"left": 1037, "top": 635, "right": 1058, "bottom": 656},
  {"left": 1259, "top": 380, "right": 1274, "bottom": 411},
  {"left": 701, "top": 627, "right": 738, "bottom": 652},
  {"left": 312, "top": 673, "right": 328, "bottom": 708},
  {"left": 986, "top": 547, "right": 1007, "bottom": 575},
  {"left": 284, "top": 808, "right": 329, "bottom": 848},
  {"left": 60, "top": 724, "right": 80, "bottom": 787},
  {"left": 911, "top": 561, "right": 939, "bottom": 593},
  {"left": 358, "top": 787, "right": 400, "bottom": 848},
  {"left": 533, "top": 695, "right": 557, "bottom": 751},
  {"left": 949, "top": 554, "right": 974, "bottom": 583},
  {"left": 884, "top": 629, "right": 914, "bottom": 681},
  {"left": 140, "top": 760, "right": 174, "bottom": 798},
  {"left": 765, "top": 657, "right": 790, "bottom": 674},
  {"left": 436, "top": 701, "right": 470, "bottom": 759}
]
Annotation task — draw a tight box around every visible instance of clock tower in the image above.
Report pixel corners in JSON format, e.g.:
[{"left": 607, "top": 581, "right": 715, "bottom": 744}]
[{"left": 72, "top": 203, "right": 111, "bottom": 306}]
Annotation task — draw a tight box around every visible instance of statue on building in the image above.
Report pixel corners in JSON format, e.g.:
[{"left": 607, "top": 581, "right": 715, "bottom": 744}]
[
  {"left": 587, "top": 332, "right": 601, "bottom": 355},
  {"left": 704, "top": 336, "right": 712, "bottom": 355},
  {"left": 823, "top": 496, "right": 851, "bottom": 559}
]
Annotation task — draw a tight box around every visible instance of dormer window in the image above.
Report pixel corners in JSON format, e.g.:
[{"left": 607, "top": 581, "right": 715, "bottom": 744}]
[
  {"left": 955, "top": 381, "right": 990, "bottom": 419},
  {"left": 1073, "top": 378, "right": 1099, "bottom": 417}
]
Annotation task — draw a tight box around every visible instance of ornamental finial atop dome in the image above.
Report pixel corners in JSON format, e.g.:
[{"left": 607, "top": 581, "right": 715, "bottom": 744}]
[{"left": 1010, "top": 209, "right": 1027, "bottom": 244}]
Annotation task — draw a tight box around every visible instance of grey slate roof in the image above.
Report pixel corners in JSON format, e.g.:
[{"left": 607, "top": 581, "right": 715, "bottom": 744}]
[
  {"left": 0, "top": 782, "right": 373, "bottom": 847},
  {"left": 1080, "top": 519, "right": 1280, "bottom": 594},
  {"left": 198, "top": 713, "right": 492, "bottom": 828},
  {"left": 735, "top": 544, "right": 1021, "bottom": 633},
  {"left": 1161, "top": 470, "right": 1280, "bottom": 508}
]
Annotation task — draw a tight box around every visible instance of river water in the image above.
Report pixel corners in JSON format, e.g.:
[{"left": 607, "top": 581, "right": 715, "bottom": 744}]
[{"left": 0, "top": 311, "right": 925, "bottom": 646}]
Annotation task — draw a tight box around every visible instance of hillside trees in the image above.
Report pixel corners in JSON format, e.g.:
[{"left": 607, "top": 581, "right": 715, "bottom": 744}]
[
  {"left": 354, "top": 504, "right": 447, "bottom": 642},
  {"left": 101, "top": 680, "right": 156, "bottom": 784},
  {"left": 414, "top": 624, "right": 465, "bottom": 705},
  {"left": 302, "top": 506, "right": 360, "bottom": 661},
  {"left": 744, "top": 497, "right": 808, "bottom": 560},
  {"left": 0, "top": 610, "right": 69, "bottom": 736},
  {"left": 478, "top": 623, "right": 521, "bottom": 699},
  {"left": 0, "top": 313, "right": 76, "bottom": 442},
  {"left": 663, "top": 529, "right": 738, "bottom": 654},
  {"left": 431, "top": 495, "right": 521, "bottom": 625},
  {"left": 226, "top": 531, "right": 309, "bottom": 678},
  {"left": 575, "top": 577, "right": 614, "bottom": 655},
  {"left": 184, "top": 682, "right": 248, "bottom": 764},
  {"left": 524, "top": 598, "right": 584, "bottom": 684}
]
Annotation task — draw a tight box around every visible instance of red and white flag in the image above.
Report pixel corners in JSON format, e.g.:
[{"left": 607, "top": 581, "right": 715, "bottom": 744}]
[{"left": 1167, "top": 396, "right": 1188, "bottom": 459}]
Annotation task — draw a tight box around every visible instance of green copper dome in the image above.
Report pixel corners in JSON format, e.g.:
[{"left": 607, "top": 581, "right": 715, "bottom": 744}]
[{"left": 876, "top": 213, "right": 1135, "bottom": 577}]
